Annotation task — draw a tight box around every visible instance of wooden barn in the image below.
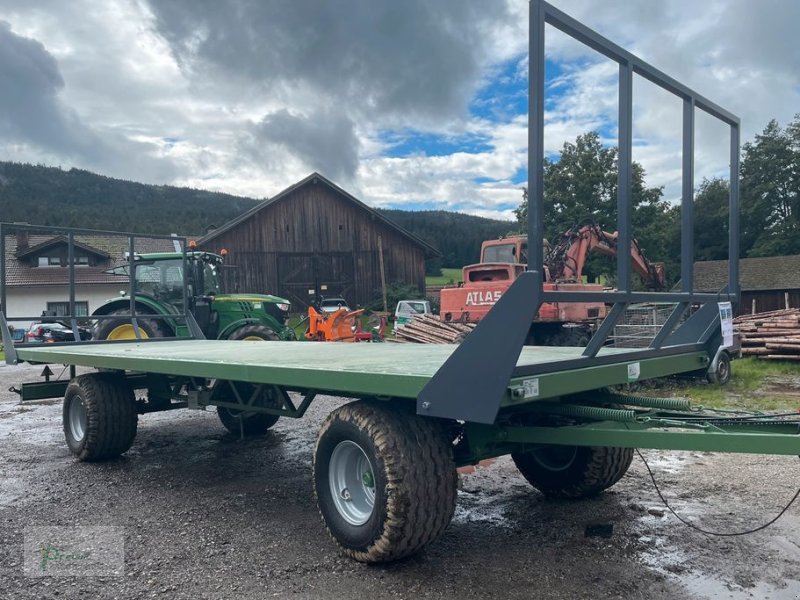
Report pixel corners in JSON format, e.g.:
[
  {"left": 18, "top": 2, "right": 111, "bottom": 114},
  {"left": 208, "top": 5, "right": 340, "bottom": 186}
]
[
  {"left": 694, "top": 255, "right": 800, "bottom": 316},
  {"left": 197, "top": 173, "right": 438, "bottom": 309}
]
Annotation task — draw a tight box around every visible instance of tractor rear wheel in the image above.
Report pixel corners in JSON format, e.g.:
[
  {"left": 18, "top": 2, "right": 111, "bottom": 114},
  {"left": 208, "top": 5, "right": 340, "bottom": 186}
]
[
  {"left": 63, "top": 373, "right": 137, "bottom": 461},
  {"left": 313, "top": 401, "right": 457, "bottom": 562},
  {"left": 229, "top": 324, "right": 278, "bottom": 341},
  {"left": 93, "top": 309, "right": 171, "bottom": 341},
  {"left": 512, "top": 444, "right": 633, "bottom": 499}
]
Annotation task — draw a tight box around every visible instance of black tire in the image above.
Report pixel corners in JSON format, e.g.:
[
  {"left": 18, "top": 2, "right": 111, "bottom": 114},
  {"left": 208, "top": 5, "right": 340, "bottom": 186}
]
[
  {"left": 217, "top": 406, "right": 279, "bottom": 435},
  {"left": 313, "top": 401, "right": 457, "bottom": 563},
  {"left": 63, "top": 373, "right": 137, "bottom": 462},
  {"left": 707, "top": 351, "right": 731, "bottom": 385},
  {"left": 228, "top": 324, "right": 279, "bottom": 341},
  {"left": 512, "top": 445, "right": 633, "bottom": 499},
  {"left": 93, "top": 308, "right": 171, "bottom": 340}
]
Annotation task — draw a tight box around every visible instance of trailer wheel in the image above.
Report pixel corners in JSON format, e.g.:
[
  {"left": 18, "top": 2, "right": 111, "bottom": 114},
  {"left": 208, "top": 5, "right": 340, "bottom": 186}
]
[
  {"left": 313, "top": 401, "right": 457, "bottom": 563},
  {"left": 512, "top": 444, "right": 633, "bottom": 499},
  {"left": 63, "top": 373, "right": 137, "bottom": 462},
  {"left": 217, "top": 406, "right": 279, "bottom": 435},
  {"left": 93, "top": 309, "right": 171, "bottom": 340},
  {"left": 229, "top": 325, "right": 278, "bottom": 341},
  {"left": 707, "top": 351, "right": 731, "bottom": 385}
]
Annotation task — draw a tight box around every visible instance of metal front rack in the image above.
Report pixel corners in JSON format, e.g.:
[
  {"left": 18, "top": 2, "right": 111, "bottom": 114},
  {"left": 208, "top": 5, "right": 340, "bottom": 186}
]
[
  {"left": 418, "top": 0, "right": 741, "bottom": 424},
  {"left": 1, "top": 222, "right": 205, "bottom": 364}
]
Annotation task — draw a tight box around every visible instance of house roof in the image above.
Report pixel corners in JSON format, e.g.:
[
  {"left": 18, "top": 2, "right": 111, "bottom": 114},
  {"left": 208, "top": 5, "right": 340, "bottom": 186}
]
[
  {"left": 16, "top": 235, "right": 111, "bottom": 260},
  {"left": 197, "top": 172, "right": 441, "bottom": 257},
  {"left": 3, "top": 233, "right": 175, "bottom": 287},
  {"left": 694, "top": 255, "right": 800, "bottom": 292}
]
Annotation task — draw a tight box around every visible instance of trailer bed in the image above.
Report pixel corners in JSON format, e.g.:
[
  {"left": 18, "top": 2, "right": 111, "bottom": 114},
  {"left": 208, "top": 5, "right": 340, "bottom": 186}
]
[{"left": 14, "top": 341, "right": 708, "bottom": 403}]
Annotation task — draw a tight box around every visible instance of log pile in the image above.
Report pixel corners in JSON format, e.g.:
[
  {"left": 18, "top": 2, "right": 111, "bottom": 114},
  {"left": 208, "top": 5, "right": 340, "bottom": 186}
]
[
  {"left": 736, "top": 309, "right": 800, "bottom": 360},
  {"left": 393, "top": 314, "right": 476, "bottom": 344}
]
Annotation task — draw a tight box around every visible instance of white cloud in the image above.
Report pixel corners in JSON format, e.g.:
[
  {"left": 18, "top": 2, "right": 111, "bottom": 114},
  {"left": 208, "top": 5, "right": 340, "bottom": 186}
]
[{"left": 0, "top": 0, "right": 797, "bottom": 223}]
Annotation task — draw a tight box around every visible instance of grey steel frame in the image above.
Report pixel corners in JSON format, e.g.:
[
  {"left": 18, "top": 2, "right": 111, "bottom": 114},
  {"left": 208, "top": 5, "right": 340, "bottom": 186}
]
[
  {"left": 418, "top": 0, "right": 740, "bottom": 424},
  {"left": 1, "top": 223, "right": 204, "bottom": 365}
]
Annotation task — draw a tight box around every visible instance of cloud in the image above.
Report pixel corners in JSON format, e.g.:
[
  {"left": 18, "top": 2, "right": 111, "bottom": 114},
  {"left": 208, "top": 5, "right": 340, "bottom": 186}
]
[{"left": 248, "top": 108, "right": 360, "bottom": 182}]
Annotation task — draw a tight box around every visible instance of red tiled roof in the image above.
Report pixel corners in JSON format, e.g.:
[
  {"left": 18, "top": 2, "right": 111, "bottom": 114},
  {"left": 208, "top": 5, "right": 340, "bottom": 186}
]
[{"left": 4, "top": 234, "right": 176, "bottom": 287}]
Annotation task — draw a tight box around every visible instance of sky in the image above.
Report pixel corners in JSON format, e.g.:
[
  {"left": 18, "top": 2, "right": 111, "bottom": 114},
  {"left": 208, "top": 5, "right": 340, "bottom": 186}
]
[{"left": 0, "top": 0, "right": 798, "bottom": 222}]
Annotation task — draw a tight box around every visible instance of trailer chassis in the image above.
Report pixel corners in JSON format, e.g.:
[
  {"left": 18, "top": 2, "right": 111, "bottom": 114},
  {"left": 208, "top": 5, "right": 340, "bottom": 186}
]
[{"left": 3, "top": 1, "right": 789, "bottom": 565}]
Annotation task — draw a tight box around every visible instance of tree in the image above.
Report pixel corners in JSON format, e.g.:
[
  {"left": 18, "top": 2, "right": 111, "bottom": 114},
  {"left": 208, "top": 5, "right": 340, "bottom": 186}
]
[
  {"left": 740, "top": 117, "right": 800, "bottom": 257},
  {"left": 693, "top": 178, "right": 729, "bottom": 261},
  {"left": 516, "top": 132, "right": 675, "bottom": 284}
]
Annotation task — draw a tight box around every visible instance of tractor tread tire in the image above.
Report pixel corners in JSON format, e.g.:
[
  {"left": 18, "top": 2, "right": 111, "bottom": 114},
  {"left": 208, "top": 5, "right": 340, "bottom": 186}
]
[
  {"left": 93, "top": 308, "right": 171, "bottom": 340},
  {"left": 313, "top": 401, "right": 457, "bottom": 563},
  {"left": 63, "top": 373, "right": 137, "bottom": 462},
  {"left": 512, "top": 445, "right": 633, "bottom": 499},
  {"left": 228, "top": 325, "right": 279, "bottom": 341}
]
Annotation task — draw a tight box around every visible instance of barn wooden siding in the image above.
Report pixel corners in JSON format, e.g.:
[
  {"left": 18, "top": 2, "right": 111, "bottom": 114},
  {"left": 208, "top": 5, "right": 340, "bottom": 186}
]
[{"left": 199, "top": 177, "right": 429, "bottom": 309}]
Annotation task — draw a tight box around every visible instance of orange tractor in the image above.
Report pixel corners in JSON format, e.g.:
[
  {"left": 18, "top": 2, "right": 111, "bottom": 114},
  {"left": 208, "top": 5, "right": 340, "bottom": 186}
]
[{"left": 439, "top": 222, "right": 666, "bottom": 346}]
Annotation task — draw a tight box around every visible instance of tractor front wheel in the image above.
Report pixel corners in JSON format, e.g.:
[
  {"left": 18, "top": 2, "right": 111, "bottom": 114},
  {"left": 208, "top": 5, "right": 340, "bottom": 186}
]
[
  {"left": 512, "top": 444, "right": 633, "bottom": 499},
  {"left": 228, "top": 324, "right": 278, "bottom": 341},
  {"left": 313, "top": 401, "right": 457, "bottom": 562}
]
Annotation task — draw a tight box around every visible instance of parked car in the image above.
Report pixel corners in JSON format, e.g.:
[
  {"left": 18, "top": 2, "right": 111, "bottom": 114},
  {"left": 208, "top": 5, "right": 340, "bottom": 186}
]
[
  {"left": 25, "top": 321, "right": 92, "bottom": 343},
  {"left": 9, "top": 326, "right": 26, "bottom": 345},
  {"left": 318, "top": 296, "right": 351, "bottom": 313},
  {"left": 394, "top": 300, "right": 432, "bottom": 329}
]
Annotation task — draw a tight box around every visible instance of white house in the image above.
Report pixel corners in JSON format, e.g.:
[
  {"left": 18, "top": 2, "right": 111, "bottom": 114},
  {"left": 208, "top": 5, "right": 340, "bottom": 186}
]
[{"left": 3, "top": 231, "right": 174, "bottom": 328}]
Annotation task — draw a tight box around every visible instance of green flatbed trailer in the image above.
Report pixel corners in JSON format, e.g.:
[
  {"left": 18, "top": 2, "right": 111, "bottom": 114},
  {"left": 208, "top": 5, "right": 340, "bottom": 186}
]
[{"left": 3, "top": 1, "right": 799, "bottom": 564}]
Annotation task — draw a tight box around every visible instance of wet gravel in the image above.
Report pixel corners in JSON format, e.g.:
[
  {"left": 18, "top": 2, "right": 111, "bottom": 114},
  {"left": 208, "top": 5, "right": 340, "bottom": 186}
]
[{"left": 2, "top": 362, "right": 800, "bottom": 599}]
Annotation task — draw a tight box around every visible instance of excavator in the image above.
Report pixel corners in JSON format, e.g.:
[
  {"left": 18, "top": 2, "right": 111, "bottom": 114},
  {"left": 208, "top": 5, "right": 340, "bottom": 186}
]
[{"left": 438, "top": 222, "right": 666, "bottom": 346}]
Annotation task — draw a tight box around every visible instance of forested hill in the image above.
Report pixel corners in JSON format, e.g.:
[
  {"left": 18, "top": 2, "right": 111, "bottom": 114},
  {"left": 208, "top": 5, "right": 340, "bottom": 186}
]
[
  {"left": 378, "top": 209, "right": 514, "bottom": 266},
  {"left": 0, "top": 162, "right": 512, "bottom": 268}
]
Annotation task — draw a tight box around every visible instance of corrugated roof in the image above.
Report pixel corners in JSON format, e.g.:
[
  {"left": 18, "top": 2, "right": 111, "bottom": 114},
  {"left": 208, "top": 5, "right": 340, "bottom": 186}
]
[
  {"left": 694, "top": 255, "right": 800, "bottom": 292},
  {"left": 197, "top": 172, "right": 441, "bottom": 257},
  {"left": 4, "top": 233, "right": 175, "bottom": 287}
]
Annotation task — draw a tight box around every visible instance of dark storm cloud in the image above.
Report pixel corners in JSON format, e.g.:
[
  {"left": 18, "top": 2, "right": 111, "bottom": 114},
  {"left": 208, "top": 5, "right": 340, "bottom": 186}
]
[
  {"left": 146, "top": 0, "right": 511, "bottom": 122},
  {"left": 253, "top": 108, "right": 359, "bottom": 181},
  {"left": 0, "top": 20, "right": 87, "bottom": 154},
  {"left": 0, "top": 19, "right": 176, "bottom": 182}
]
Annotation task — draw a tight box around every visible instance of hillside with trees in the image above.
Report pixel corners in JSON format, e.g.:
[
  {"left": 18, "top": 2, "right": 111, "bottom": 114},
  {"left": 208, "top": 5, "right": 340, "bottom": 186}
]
[{"left": 0, "top": 161, "right": 511, "bottom": 270}]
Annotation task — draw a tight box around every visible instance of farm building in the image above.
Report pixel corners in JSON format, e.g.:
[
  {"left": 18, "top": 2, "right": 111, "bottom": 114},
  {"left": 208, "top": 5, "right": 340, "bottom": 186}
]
[
  {"left": 197, "top": 173, "right": 439, "bottom": 309},
  {"left": 2, "top": 230, "right": 176, "bottom": 327},
  {"left": 694, "top": 255, "right": 800, "bottom": 315}
]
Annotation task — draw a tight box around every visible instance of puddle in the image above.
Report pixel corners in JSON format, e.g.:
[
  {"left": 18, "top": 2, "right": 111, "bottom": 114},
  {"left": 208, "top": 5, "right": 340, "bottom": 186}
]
[{"left": 680, "top": 574, "right": 800, "bottom": 600}]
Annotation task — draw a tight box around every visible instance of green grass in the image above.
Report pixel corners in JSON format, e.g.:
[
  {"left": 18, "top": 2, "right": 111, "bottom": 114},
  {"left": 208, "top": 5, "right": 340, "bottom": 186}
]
[
  {"left": 639, "top": 357, "right": 800, "bottom": 411},
  {"left": 0, "top": 349, "right": 4, "bottom": 362},
  {"left": 426, "top": 268, "right": 463, "bottom": 286}
]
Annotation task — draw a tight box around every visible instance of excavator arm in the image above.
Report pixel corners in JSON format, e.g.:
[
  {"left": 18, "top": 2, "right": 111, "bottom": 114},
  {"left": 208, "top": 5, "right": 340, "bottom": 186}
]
[{"left": 546, "top": 223, "right": 666, "bottom": 290}]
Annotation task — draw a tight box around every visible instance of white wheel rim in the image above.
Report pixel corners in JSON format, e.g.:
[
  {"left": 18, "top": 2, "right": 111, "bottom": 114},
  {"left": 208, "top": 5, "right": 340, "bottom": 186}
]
[
  {"left": 68, "top": 395, "right": 88, "bottom": 442},
  {"left": 328, "top": 440, "right": 376, "bottom": 526}
]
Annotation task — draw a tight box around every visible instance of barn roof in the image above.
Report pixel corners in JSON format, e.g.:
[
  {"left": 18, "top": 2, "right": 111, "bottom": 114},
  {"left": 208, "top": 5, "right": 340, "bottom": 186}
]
[
  {"left": 197, "top": 172, "right": 440, "bottom": 257},
  {"left": 694, "top": 255, "right": 800, "bottom": 292}
]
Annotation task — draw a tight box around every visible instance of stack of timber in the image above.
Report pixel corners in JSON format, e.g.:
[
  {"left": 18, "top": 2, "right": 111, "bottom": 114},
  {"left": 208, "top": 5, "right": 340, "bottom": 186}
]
[
  {"left": 736, "top": 309, "right": 800, "bottom": 360},
  {"left": 393, "top": 314, "right": 476, "bottom": 344}
]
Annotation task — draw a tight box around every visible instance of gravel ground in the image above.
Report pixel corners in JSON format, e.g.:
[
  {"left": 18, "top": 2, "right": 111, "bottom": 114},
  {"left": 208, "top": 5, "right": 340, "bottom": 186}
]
[{"left": 1, "top": 363, "right": 800, "bottom": 599}]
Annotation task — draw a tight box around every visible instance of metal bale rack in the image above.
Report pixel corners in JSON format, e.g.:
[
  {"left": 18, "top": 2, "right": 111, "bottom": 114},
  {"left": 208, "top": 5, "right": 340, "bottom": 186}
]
[{"left": 1, "top": 0, "right": 798, "bottom": 564}]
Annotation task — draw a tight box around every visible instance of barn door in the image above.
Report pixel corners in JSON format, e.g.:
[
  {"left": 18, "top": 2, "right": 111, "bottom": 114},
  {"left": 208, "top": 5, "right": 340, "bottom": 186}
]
[
  {"left": 277, "top": 254, "right": 316, "bottom": 307},
  {"left": 316, "top": 253, "right": 355, "bottom": 305},
  {"left": 277, "top": 253, "right": 355, "bottom": 308}
]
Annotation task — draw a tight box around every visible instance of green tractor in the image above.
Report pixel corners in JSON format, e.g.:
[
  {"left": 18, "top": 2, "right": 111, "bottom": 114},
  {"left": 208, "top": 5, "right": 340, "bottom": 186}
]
[{"left": 92, "top": 252, "right": 295, "bottom": 342}]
